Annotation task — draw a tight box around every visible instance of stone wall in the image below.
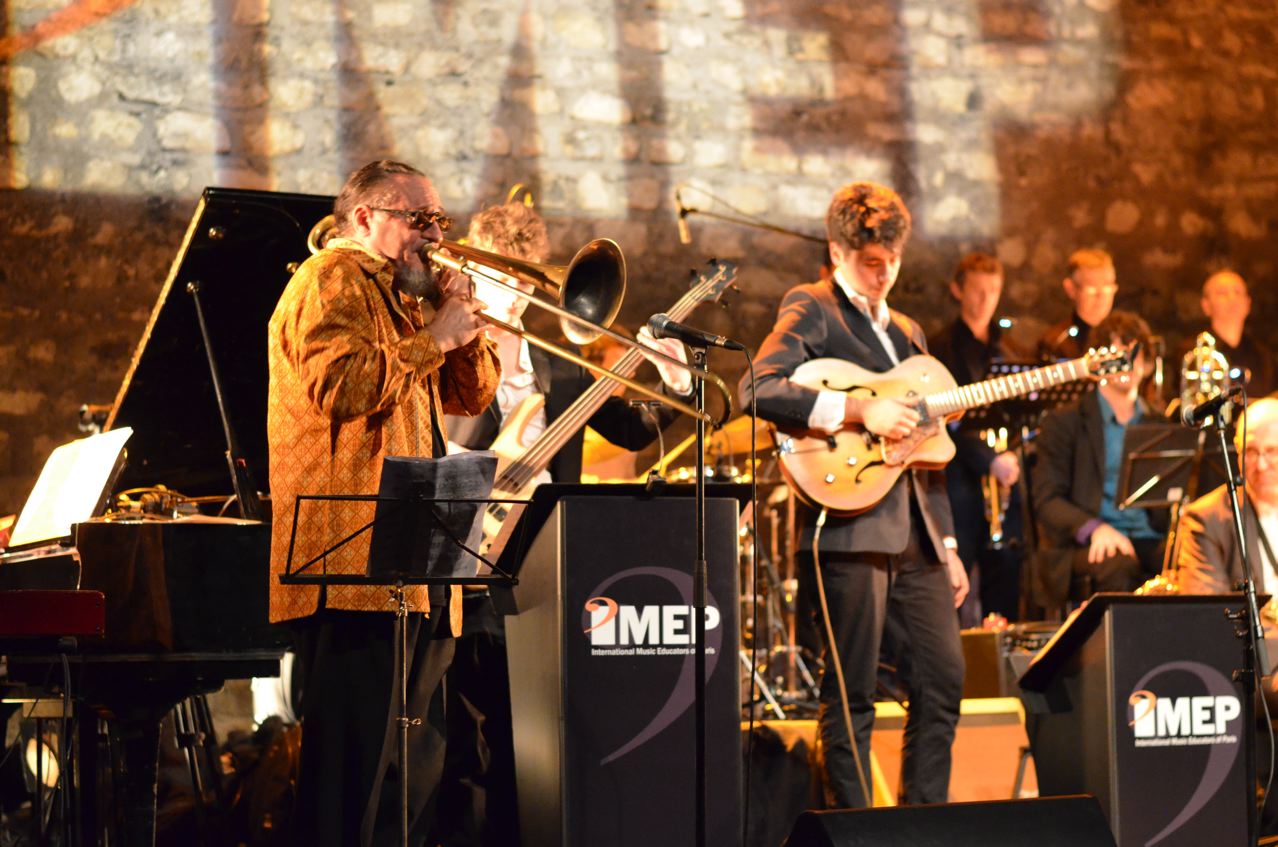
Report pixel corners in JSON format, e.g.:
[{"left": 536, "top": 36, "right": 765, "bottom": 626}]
[{"left": 2, "top": 0, "right": 1278, "bottom": 514}]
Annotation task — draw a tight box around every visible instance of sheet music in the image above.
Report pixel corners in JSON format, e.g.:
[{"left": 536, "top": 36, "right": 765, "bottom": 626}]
[{"left": 9, "top": 428, "right": 132, "bottom": 549}]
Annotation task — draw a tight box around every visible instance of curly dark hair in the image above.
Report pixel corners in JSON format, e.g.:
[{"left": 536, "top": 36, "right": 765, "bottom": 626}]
[
  {"left": 332, "top": 160, "right": 425, "bottom": 237},
  {"left": 1088, "top": 309, "right": 1152, "bottom": 354},
  {"left": 825, "top": 182, "right": 912, "bottom": 252}
]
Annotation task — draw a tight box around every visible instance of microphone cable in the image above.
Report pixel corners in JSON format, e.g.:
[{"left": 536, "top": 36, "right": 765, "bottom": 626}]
[{"left": 811, "top": 507, "right": 874, "bottom": 808}]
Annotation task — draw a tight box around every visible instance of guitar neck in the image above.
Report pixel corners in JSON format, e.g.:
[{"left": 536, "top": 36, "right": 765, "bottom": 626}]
[
  {"left": 923, "top": 356, "right": 1091, "bottom": 419},
  {"left": 491, "top": 273, "right": 724, "bottom": 495}
]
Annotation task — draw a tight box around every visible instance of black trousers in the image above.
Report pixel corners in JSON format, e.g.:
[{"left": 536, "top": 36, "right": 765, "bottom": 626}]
[
  {"left": 436, "top": 591, "right": 519, "bottom": 847},
  {"left": 291, "top": 608, "right": 454, "bottom": 847},
  {"left": 1072, "top": 534, "right": 1165, "bottom": 594},
  {"left": 948, "top": 471, "right": 1024, "bottom": 622},
  {"left": 799, "top": 521, "right": 965, "bottom": 809}
]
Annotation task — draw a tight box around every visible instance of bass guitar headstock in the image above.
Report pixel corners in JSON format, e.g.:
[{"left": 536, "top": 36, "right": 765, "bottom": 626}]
[{"left": 689, "top": 259, "right": 738, "bottom": 306}]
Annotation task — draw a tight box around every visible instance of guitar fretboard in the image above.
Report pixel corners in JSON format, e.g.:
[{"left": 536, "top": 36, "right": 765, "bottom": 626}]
[{"left": 923, "top": 356, "right": 1089, "bottom": 419}]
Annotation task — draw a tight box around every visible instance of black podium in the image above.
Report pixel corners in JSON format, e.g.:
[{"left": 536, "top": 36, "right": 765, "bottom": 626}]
[
  {"left": 502, "top": 489, "right": 743, "bottom": 847},
  {"left": 1018, "top": 594, "right": 1251, "bottom": 847}
]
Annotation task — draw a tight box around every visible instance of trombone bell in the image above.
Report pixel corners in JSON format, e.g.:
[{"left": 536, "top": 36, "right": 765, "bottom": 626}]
[{"left": 427, "top": 238, "right": 625, "bottom": 345}]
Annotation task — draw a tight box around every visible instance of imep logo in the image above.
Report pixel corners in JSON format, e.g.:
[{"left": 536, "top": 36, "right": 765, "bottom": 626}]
[
  {"left": 584, "top": 596, "right": 721, "bottom": 648},
  {"left": 1128, "top": 690, "right": 1241, "bottom": 740}
]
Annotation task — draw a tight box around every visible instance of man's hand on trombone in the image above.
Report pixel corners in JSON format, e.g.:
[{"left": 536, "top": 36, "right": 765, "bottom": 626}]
[
  {"left": 429, "top": 272, "right": 489, "bottom": 352},
  {"left": 637, "top": 327, "right": 693, "bottom": 395}
]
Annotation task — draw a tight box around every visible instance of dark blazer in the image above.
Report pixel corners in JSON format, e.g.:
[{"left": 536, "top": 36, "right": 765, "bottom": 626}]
[
  {"left": 740, "top": 279, "right": 956, "bottom": 557},
  {"left": 1037, "top": 312, "right": 1092, "bottom": 362},
  {"left": 444, "top": 346, "right": 676, "bottom": 483},
  {"left": 1176, "top": 484, "right": 1267, "bottom": 595},
  {"left": 1031, "top": 388, "right": 1170, "bottom": 601},
  {"left": 927, "top": 317, "right": 1031, "bottom": 481}
]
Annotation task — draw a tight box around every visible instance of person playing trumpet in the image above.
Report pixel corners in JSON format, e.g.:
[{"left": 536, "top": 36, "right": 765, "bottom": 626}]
[{"left": 928, "top": 252, "right": 1031, "bottom": 623}]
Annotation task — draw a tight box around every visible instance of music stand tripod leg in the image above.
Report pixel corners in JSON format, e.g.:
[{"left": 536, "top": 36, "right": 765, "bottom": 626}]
[
  {"left": 391, "top": 580, "right": 422, "bottom": 847},
  {"left": 740, "top": 650, "right": 785, "bottom": 720}
]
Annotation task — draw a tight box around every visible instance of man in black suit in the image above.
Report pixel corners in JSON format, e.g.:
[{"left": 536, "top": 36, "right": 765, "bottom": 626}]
[
  {"left": 741, "top": 182, "right": 967, "bottom": 808},
  {"left": 1038, "top": 248, "right": 1119, "bottom": 361},
  {"left": 928, "top": 251, "right": 1031, "bottom": 622},
  {"left": 438, "top": 201, "right": 690, "bottom": 846},
  {"left": 1181, "top": 269, "right": 1277, "bottom": 399},
  {"left": 1177, "top": 397, "right": 1278, "bottom": 596},
  {"left": 1031, "top": 311, "right": 1168, "bottom": 609}
]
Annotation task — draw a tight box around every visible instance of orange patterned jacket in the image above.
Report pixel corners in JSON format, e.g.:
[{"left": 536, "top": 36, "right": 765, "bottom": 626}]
[{"left": 266, "top": 239, "right": 499, "bottom": 626}]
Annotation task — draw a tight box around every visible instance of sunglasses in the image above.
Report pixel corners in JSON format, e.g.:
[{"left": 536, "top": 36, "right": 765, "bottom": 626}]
[{"left": 371, "top": 207, "right": 453, "bottom": 232}]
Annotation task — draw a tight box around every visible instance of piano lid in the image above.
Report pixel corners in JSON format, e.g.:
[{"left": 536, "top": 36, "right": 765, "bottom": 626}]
[{"left": 105, "top": 187, "right": 335, "bottom": 497}]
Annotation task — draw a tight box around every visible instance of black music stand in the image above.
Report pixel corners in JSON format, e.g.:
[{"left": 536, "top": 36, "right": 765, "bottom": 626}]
[
  {"left": 1116, "top": 423, "right": 1233, "bottom": 511},
  {"left": 1115, "top": 423, "right": 1237, "bottom": 589},
  {"left": 278, "top": 452, "right": 517, "bottom": 847}
]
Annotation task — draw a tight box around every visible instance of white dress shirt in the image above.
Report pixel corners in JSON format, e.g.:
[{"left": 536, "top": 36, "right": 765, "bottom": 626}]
[{"left": 807, "top": 268, "right": 901, "bottom": 433}]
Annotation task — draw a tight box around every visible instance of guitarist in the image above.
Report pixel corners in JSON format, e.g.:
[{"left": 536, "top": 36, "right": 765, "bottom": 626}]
[
  {"left": 741, "top": 182, "right": 967, "bottom": 809},
  {"left": 438, "top": 201, "right": 692, "bottom": 846}
]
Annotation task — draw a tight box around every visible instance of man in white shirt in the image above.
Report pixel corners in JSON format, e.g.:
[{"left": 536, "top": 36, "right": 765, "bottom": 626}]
[
  {"left": 740, "top": 182, "right": 967, "bottom": 808},
  {"left": 438, "top": 201, "right": 690, "bottom": 846},
  {"left": 1178, "top": 397, "right": 1278, "bottom": 598}
]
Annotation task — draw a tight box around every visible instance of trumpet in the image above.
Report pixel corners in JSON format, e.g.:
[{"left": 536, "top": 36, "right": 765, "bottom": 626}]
[
  {"left": 306, "top": 214, "right": 732, "bottom": 426},
  {"left": 981, "top": 427, "right": 1011, "bottom": 550},
  {"left": 1180, "top": 331, "right": 1233, "bottom": 417}
]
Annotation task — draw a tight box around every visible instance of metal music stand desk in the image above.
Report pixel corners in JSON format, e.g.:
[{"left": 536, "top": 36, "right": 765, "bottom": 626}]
[
  {"left": 278, "top": 455, "right": 518, "bottom": 847},
  {"left": 1116, "top": 423, "right": 1232, "bottom": 511}
]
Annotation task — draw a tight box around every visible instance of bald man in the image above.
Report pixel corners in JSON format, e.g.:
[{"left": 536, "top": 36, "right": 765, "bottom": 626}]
[
  {"left": 1189, "top": 270, "right": 1276, "bottom": 399},
  {"left": 1177, "top": 398, "right": 1278, "bottom": 595}
]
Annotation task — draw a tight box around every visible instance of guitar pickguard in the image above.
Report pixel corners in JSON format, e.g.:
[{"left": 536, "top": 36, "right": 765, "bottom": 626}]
[{"left": 880, "top": 420, "right": 942, "bottom": 466}]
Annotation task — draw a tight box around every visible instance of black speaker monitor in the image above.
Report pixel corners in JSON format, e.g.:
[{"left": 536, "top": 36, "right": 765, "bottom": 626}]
[{"left": 783, "top": 795, "right": 1116, "bottom": 847}]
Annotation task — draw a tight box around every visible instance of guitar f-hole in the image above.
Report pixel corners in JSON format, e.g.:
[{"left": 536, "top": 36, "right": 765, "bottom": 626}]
[
  {"left": 824, "top": 380, "right": 876, "bottom": 397},
  {"left": 854, "top": 459, "right": 884, "bottom": 485}
]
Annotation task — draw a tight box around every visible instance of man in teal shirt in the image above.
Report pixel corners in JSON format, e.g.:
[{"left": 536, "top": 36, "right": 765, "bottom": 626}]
[{"left": 1032, "top": 311, "right": 1168, "bottom": 609}]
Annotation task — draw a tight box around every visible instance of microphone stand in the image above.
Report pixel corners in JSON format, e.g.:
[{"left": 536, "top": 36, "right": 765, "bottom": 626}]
[
  {"left": 680, "top": 203, "right": 826, "bottom": 245},
  {"left": 691, "top": 345, "right": 709, "bottom": 847},
  {"left": 1210, "top": 409, "right": 1267, "bottom": 847}
]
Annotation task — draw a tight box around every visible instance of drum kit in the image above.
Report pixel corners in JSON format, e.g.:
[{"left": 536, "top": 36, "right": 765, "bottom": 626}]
[
  {"left": 651, "top": 414, "right": 825, "bottom": 719},
  {"left": 583, "top": 412, "right": 824, "bottom": 717}
]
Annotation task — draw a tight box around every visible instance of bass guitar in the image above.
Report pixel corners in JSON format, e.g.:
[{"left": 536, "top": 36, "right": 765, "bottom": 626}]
[
  {"left": 481, "top": 260, "right": 739, "bottom": 559},
  {"left": 774, "top": 348, "right": 1130, "bottom": 515}
]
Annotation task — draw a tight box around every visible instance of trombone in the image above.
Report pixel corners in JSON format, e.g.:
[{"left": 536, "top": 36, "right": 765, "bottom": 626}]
[{"left": 306, "top": 215, "right": 732, "bottom": 426}]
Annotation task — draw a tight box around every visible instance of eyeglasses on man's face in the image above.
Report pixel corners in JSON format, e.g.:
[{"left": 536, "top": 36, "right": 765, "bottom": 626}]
[
  {"left": 371, "top": 207, "right": 453, "bottom": 233},
  {"left": 1244, "top": 444, "right": 1278, "bottom": 465}
]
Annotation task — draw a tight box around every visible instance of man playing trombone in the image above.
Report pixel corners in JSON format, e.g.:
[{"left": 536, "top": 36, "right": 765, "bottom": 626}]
[{"left": 267, "top": 159, "right": 498, "bottom": 846}]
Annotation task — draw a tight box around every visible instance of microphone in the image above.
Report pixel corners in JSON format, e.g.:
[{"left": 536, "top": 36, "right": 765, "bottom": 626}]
[
  {"left": 647, "top": 313, "right": 745, "bottom": 351},
  {"left": 1181, "top": 384, "right": 1244, "bottom": 427},
  {"left": 674, "top": 187, "right": 691, "bottom": 245}
]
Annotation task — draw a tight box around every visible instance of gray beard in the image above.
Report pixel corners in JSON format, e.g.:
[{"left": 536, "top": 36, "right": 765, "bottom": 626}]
[{"left": 394, "top": 263, "right": 438, "bottom": 300}]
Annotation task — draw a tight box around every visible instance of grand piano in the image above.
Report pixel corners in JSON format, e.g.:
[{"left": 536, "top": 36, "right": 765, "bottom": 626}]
[{"left": 1, "top": 187, "right": 335, "bottom": 845}]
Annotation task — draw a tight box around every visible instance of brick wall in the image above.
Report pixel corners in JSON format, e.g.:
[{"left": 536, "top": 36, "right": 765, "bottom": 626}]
[{"left": 2, "top": 0, "right": 1276, "bottom": 513}]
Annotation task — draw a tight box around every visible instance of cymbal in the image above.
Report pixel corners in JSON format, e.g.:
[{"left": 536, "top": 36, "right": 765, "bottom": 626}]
[
  {"left": 709, "top": 415, "right": 772, "bottom": 456},
  {"left": 581, "top": 426, "right": 629, "bottom": 465}
]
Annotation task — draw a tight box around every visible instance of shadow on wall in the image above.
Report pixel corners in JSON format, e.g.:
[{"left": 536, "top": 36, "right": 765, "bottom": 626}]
[{"left": 0, "top": 189, "right": 187, "bottom": 515}]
